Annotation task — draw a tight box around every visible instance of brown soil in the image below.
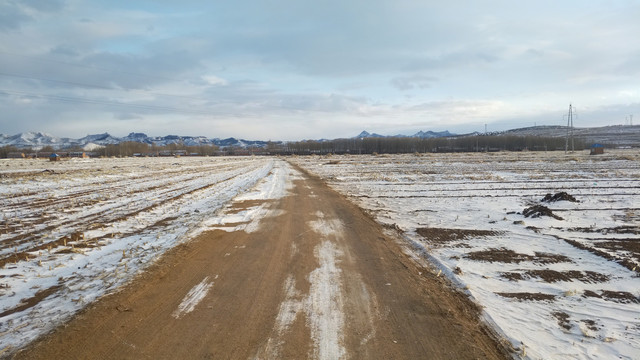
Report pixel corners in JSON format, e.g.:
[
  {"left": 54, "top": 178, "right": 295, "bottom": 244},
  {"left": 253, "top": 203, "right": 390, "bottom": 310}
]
[
  {"left": 599, "top": 291, "right": 640, "bottom": 304},
  {"left": 561, "top": 238, "right": 640, "bottom": 275},
  {"left": 500, "top": 270, "right": 609, "bottom": 283},
  {"left": 552, "top": 311, "right": 572, "bottom": 330},
  {"left": 495, "top": 292, "right": 556, "bottom": 301},
  {"left": 581, "top": 319, "right": 599, "bottom": 332},
  {"left": 567, "top": 225, "right": 640, "bottom": 235},
  {"left": 583, "top": 290, "right": 640, "bottom": 303},
  {"left": 0, "top": 285, "right": 63, "bottom": 318},
  {"left": 522, "top": 205, "right": 563, "bottom": 220},
  {"left": 13, "top": 163, "right": 510, "bottom": 360},
  {"left": 542, "top": 192, "right": 578, "bottom": 203},
  {"left": 596, "top": 240, "right": 640, "bottom": 263},
  {"left": 466, "top": 248, "right": 571, "bottom": 264},
  {"left": 416, "top": 228, "right": 499, "bottom": 247}
]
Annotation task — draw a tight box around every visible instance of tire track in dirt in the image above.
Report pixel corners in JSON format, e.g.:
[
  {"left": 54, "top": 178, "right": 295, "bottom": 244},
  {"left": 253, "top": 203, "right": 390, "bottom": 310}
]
[{"left": 14, "top": 161, "right": 509, "bottom": 360}]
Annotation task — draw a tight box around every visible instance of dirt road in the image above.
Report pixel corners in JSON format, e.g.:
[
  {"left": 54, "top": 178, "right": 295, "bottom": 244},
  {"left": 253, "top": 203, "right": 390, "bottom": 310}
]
[{"left": 15, "top": 163, "right": 508, "bottom": 359}]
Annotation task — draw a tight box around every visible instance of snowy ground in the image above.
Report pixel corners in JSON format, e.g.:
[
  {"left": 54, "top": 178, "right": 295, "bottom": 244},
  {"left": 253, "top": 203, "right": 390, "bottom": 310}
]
[
  {"left": 291, "top": 150, "right": 640, "bottom": 360},
  {"left": 0, "top": 156, "right": 290, "bottom": 354}
]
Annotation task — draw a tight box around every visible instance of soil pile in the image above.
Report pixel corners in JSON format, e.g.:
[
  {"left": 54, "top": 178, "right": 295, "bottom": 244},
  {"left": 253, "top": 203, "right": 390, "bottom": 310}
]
[
  {"left": 542, "top": 192, "right": 578, "bottom": 203},
  {"left": 523, "top": 205, "right": 564, "bottom": 220}
]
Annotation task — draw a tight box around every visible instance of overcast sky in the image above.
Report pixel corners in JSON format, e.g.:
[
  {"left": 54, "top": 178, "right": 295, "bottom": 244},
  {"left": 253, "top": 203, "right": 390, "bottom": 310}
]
[{"left": 1, "top": 0, "right": 639, "bottom": 140}]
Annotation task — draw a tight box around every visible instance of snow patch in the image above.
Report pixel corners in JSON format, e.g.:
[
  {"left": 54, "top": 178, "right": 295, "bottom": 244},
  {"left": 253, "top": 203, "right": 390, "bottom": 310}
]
[
  {"left": 308, "top": 218, "right": 344, "bottom": 238},
  {"left": 202, "top": 161, "right": 296, "bottom": 234},
  {"left": 172, "top": 277, "right": 214, "bottom": 319},
  {"left": 306, "top": 240, "right": 346, "bottom": 360}
]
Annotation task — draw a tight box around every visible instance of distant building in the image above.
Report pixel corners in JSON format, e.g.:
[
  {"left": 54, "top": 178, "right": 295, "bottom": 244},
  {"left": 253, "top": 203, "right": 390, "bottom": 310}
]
[
  {"left": 7, "top": 152, "right": 25, "bottom": 158},
  {"left": 49, "top": 153, "right": 60, "bottom": 161},
  {"left": 69, "top": 152, "right": 90, "bottom": 158},
  {"left": 590, "top": 144, "right": 604, "bottom": 155}
]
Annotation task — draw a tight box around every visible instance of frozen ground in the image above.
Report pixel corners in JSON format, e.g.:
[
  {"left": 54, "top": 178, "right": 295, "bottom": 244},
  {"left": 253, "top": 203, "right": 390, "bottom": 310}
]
[
  {"left": 291, "top": 150, "right": 640, "bottom": 360},
  {"left": 0, "top": 156, "right": 288, "bottom": 354}
]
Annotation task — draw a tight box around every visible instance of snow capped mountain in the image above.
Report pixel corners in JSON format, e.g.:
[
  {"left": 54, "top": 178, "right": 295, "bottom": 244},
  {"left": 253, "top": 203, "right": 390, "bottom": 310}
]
[
  {"left": 355, "top": 131, "right": 385, "bottom": 138},
  {"left": 2, "top": 132, "right": 63, "bottom": 148},
  {"left": 78, "top": 133, "right": 121, "bottom": 145},
  {"left": 412, "top": 130, "right": 453, "bottom": 138},
  {"left": 0, "top": 132, "right": 270, "bottom": 150},
  {"left": 355, "top": 130, "right": 454, "bottom": 139}
]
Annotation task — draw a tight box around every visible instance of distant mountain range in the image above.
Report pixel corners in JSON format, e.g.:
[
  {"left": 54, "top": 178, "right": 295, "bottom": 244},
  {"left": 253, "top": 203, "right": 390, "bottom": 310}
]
[
  {"left": 354, "top": 130, "right": 454, "bottom": 139},
  {"left": 1, "top": 125, "right": 639, "bottom": 150},
  {"left": 0, "top": 132, "right": 272, "bottom": 150}
]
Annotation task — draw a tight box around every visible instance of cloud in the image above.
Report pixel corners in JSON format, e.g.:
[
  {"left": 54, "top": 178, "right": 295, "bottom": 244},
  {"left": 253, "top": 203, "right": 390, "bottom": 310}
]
[
  {"left": 1, "top": 1, "right": 639, "bottom": 140},
  {"left": 409, "top": 100, "right": 507, "bottom": 124},
  {"left": 201, "top": 75, "right": 228, "bottom": 86},
  {"left": 22, "top": 0, "right": 65, "bottom": 13},
  {"left": 391, "top": 75, "right": 438, "bottom": 91},
  {"left": 0, "top": 2, "right": 33, "bottom": 31},
  {"left": 114, "top": 112, "right": 143, "bottom": 120},
  {"left": 0, "top": 0, "right": 65, "bottom": 31}
]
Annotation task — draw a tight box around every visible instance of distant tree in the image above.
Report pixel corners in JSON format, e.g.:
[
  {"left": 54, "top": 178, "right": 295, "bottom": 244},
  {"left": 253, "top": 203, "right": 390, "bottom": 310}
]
[
  {"left": 282, "top": 135, "right": 584, "bottom": 155},
  {"left": 0, "top": 145, "right": 23, "bottom": 158}
]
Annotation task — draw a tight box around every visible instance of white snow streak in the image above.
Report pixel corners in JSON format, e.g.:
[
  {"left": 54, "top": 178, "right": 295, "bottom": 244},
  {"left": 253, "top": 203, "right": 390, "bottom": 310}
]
[
  {"left": 306, "top": 240, "right": 346, "bottom": 360},
  {"left": 308, "top": 216, "right": 345, "bottom": 238},
  {"left": 255, "top": 275, "right": 305, "bottom": 359},
  {"left": 172, "top": 277, "right": 214, "bottom": 319},
  {"left": 259, "top": 213, "right": 348, "bottom": 360},
  {"left": 204, "top": 161, "right": 297, "bottom": 233}
]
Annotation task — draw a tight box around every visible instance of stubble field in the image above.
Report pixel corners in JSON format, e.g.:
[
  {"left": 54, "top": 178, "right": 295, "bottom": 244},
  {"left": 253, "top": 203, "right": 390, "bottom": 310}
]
[
  {"left": 290, "top": 150, "right": 640, "bottom": 360},
  {"left": 1, "top": 151, "right": 639, "bottom": 359},
  {"left": 0, "top": 156, "right": 279, "bottom": 354}
]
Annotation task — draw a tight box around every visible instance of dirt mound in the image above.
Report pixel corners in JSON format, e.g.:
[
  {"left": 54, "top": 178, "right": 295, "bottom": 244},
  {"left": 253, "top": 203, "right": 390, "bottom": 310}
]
[
  {"left": 522, "top": 205, "right": 563, "bottom": 220},
  {"left": 542, "top": 192, "right": 578, "bottom": 203}
]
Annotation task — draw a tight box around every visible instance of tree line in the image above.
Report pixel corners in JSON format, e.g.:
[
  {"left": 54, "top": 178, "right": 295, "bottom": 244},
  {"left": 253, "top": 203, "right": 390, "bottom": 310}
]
[
  {"left": 1, "top": 135, "right": 591, "bottom": 158},
  {"left": 0, "top": 142, "right": 220, "bottom": 158},
  {"left": 278, "top": 135, "right": 586, "bottom": 155}
]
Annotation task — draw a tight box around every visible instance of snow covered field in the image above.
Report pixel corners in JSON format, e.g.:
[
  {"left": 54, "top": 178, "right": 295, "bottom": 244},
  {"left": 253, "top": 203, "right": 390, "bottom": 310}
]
[
  {"left": 291, "top": 150, "right": 640, "bottom": 360},
  {"left": 0, "top": 156, "right": 287, "bottom": 354}
]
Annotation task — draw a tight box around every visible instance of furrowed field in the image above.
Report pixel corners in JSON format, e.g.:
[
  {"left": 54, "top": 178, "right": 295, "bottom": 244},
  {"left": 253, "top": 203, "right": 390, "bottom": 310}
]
[
  {"left": 291, "top": 150, "right": 640, "bottom": 360},
  {"left": 0, "top": 156, "right": 282, "bottom": 353},
  {"left": 1, "top": 151, "right": 639, "bottom": 359}
]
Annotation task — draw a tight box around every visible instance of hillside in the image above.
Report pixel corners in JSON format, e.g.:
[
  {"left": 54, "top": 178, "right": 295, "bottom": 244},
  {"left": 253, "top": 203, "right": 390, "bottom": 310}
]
[
  {"left": 1, "top": 125, "right": 639, "bottom": 151},
  {"left": 501, "top": 125, "right": 640, "bottom": 147}
]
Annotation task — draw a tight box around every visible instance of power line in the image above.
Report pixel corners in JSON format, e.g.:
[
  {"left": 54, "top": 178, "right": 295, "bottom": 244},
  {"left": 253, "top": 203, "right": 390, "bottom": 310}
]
[{"left": 564, "top": 104, "right": 574, "bottom": 153}]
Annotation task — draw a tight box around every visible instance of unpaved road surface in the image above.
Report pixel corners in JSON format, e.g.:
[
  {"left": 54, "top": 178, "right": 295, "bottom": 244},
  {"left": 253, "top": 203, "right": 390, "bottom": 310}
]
[{"left": 15, "top": 163, "right": 508, "bottom": 359}]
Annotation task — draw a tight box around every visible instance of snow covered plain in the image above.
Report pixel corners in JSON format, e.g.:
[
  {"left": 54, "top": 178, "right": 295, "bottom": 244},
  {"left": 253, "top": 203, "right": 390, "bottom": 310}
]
[
  {"left": 291, "top": 150, "right": 640, "bottom": 360},
  {"left": 0, "top": 156, "right": 289, "bottom": 355}
]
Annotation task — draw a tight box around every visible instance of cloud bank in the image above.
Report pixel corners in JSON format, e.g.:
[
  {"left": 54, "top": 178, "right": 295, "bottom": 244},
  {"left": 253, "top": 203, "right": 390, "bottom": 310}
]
[{"left": 1, "top": 0, "right": 638, "bottom": 140}]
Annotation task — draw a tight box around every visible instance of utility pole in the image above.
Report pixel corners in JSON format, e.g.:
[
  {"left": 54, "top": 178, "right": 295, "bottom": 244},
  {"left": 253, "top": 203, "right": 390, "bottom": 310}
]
[
  {"left": 565, "top": 104, "right": 574, "bottom": 153},
  {"left": 631, "top": 114, "right": 634, "bottom": 126}
]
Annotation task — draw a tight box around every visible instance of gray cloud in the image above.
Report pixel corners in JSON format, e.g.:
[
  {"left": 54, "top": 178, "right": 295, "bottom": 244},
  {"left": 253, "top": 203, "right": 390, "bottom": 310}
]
[
  {"left": 0, "top": 2, "right": 32, "bottom": 31},
  {"left": 391, "top": 75, "right": 438, "bottom": 91},
  {"left": 22, "top": 0, "right": 65, "bottom": 13},
  {"left": 0, "top": 1, "right": 639, "bottom": 139}
]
